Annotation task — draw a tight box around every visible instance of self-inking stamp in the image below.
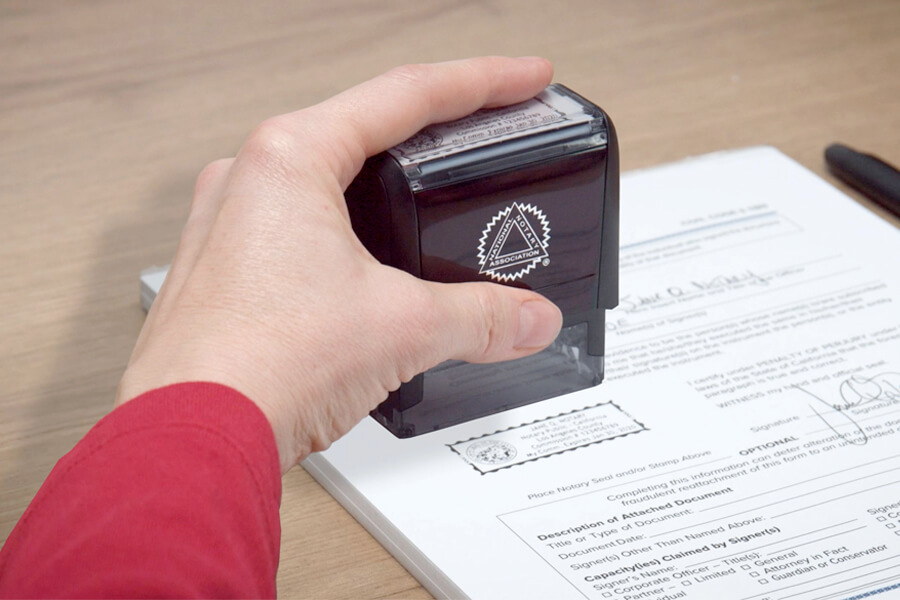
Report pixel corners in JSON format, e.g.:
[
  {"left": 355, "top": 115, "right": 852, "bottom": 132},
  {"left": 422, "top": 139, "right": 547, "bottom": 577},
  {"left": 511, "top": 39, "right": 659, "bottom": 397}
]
[{"left": 345, "top": 84, "right": 618, "bottom": 437}]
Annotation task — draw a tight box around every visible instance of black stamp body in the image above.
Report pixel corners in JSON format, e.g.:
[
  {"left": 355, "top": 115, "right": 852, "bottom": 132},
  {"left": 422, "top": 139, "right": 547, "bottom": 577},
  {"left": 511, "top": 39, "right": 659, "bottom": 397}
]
[{"left": 345, "top": 84, "right": 619, "bottom": 437}]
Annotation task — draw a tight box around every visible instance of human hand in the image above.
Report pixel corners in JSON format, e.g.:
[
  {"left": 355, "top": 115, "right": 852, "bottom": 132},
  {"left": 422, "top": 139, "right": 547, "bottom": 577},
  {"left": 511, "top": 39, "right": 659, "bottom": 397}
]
[{"left": 117, "top": 56, "right": 562, "bottom": 474}]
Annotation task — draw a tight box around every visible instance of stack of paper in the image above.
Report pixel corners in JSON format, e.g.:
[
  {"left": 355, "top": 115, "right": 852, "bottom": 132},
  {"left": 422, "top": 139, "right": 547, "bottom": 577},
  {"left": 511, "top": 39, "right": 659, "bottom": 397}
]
[{"left": 142, "top": 147, "right": 900, "bottom": 599}]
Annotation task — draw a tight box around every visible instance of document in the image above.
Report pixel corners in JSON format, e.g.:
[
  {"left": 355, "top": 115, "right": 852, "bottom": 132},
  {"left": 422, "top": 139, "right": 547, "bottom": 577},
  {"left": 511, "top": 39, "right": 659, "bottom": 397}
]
[
  {"left": 302, "top": 148, "right": 900, "bottom": 600},
  {"left": 140, "top": 146, "right": 900, "bottom": 599}
]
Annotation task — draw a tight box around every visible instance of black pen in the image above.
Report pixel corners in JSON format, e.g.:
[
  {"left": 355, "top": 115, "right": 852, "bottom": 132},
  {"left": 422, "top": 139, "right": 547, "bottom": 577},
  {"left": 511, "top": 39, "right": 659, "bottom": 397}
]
[{"left": 825, "top": 143, "right": 900, "bottom": 220}]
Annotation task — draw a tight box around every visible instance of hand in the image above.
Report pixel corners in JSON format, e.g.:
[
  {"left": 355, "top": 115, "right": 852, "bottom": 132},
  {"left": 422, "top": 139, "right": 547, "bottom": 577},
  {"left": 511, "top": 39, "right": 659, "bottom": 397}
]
[{"left": 117, "top": 57, "right": 562, "bottom": 474}]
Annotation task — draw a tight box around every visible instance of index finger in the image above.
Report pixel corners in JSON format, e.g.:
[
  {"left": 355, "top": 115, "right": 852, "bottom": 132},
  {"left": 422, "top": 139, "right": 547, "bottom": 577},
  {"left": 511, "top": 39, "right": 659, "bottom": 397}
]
[{"left": 291, "top": 56, "right": 554, "bottom": 188}]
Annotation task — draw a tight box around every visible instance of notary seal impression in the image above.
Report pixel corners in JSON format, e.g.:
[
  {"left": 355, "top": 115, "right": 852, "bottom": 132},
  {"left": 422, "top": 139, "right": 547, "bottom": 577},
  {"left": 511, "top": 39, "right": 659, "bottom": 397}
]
[
  {"left": 465, "top": 440, "right": 517, "bottom": 465},
  {"left": 477, "top": 202, "right": 550, "bottom": 282}
]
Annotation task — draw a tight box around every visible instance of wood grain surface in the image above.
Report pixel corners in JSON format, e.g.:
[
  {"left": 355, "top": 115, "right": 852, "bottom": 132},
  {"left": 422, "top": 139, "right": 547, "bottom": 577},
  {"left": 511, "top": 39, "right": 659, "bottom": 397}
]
[{"left": 1, "top": 1, "right": 897, "bottom": 597}]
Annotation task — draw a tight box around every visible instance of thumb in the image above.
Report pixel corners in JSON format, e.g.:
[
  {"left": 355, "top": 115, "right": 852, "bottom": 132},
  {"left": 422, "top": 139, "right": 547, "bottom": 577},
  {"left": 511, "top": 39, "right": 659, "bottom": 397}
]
[{"left": 424, "top": 280, "right": 563, "bottom": 364}]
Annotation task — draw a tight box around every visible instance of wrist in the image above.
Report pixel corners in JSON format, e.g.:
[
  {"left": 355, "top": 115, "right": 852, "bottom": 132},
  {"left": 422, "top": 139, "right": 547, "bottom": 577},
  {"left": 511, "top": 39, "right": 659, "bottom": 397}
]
[{"left": 117, "top": 331, "right": 313, "bottom": 474}]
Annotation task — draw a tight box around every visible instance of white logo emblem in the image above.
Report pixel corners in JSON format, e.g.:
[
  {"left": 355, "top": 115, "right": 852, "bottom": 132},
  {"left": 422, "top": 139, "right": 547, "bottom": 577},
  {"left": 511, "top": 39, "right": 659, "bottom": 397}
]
[{"left": 477, "top": 202, "right": 550, "bottom": 282}]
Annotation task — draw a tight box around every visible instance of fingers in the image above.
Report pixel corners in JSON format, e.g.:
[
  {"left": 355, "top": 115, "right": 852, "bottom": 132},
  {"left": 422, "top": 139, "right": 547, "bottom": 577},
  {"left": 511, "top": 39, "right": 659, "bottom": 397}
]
[
  {"left": 422, "top": 280, "right": 562, "bottom": 365},
  {"left": 231, "top": 57, "right": 553, "bottom": 191},
  {"left": 319, "top": 56, "right": 553, "bottom": 186}
]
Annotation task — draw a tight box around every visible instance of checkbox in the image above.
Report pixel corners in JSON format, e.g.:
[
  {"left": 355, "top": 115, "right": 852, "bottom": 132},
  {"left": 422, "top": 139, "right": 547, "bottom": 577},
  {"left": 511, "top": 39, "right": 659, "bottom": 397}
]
[
  {"left": 741, "top": 564, "right": 751, "bottom": 570},
  {"left": 602, "top": 593, "right": 613, "bottom": 598},
  {"left": 888, "top": 523, "right": 896, "bottom": 529},
  {"left": 681, "top": 580, "right": 692, "bottom": 587},
  {"left": 894, "top": 530, "right": 900, "bottom": 536},
  {"left": 750, "top": 571, "right": 760, "bottom": 577},
  {"left": 759, "top": 579, "right": 769, "bottom": 584},
  {"left": 878, "top": 516, "right": 887, "bottom": 521}
]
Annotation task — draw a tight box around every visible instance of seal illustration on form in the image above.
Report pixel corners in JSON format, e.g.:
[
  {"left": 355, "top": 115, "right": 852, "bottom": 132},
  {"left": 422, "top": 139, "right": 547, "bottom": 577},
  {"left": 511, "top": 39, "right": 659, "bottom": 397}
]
[{"left": 465, "top": 440, "right": 518, "bottom": 465}]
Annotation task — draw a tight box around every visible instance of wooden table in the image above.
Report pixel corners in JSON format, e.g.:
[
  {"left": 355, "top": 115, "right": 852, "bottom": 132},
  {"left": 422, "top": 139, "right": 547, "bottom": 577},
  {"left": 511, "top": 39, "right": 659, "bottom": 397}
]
[{"left": 1, "top": 1, "right": 897, "bottom": 597}]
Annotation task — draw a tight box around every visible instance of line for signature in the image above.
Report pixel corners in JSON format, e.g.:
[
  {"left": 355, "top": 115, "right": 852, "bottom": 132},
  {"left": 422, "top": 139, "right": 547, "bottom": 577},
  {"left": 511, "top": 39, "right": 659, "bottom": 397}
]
[
  {"left": 684, "top": 520, "right": 858, "bottom": 567},
  {"left": 615, "top": 266, "right": 860, "bottom": 332},
  {"left": 622, "top": 225, "right": 809, "bottom": 277},
  {"left": 608, "top": 276, "right": 875, "bottom": 352},
  {"left": 698, "top": 452, "right": 900, "bottom": 512},
  {"left": 619, "top": 211, "right": 779, "bottom": 252},
  {"left": 771, "top": 479, "right": 900, "bottom": 519},
  {"left": 649, "top": 467, "right": 899, "bottom": 539},
  {"left": 805, "top": 406, "right": 900, "bottom": 438},
  {"left": 620, "top": 254, "right": 842, "bottom": 310},
  {"left": 766, "top": 525, "right": 867, "bottom": 555}
]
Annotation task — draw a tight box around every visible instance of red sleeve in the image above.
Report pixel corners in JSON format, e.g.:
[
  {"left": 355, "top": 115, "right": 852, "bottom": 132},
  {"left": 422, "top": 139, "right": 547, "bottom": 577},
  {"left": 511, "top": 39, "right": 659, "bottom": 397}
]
[{"left": 0, "top": 382, "right": 282, "bottom": 599}]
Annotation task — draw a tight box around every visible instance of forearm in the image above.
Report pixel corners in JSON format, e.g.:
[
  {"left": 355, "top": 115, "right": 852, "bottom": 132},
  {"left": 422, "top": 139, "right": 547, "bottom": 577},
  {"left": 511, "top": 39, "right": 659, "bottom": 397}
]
[{"left": 0, "top": 383, "right": 282, "bottom": 598}]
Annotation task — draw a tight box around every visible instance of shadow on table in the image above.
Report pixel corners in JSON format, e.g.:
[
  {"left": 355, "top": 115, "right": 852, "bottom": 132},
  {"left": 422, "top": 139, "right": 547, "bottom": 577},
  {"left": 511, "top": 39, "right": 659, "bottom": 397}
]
[{"left": 0, "top": 171, "right": 194, "bottom": 539}]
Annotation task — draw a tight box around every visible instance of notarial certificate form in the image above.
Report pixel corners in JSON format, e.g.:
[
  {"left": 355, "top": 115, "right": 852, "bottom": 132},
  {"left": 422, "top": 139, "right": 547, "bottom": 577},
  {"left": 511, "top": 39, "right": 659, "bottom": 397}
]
[
  {"left": 300, "top": 147, "right": 900, "bottom": 600},
  {"left": 138, "top": 146, "right": 899, "bottom": 599}
]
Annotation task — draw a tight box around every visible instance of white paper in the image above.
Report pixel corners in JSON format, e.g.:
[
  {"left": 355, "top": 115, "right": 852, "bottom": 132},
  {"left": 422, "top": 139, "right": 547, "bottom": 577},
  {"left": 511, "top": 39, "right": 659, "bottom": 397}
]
[
  {"left": 140, "top": 146, "right": 900, "bottom": 599},
  {"left": 302, "top": 147, "right": 900, "bottom": 600}
]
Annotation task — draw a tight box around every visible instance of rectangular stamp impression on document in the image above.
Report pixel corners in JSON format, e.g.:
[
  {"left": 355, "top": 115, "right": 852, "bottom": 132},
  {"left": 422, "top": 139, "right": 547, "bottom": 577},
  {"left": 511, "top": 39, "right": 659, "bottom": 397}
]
[{"left": 450, "top": 402, "right": 647, "bottom": 474}]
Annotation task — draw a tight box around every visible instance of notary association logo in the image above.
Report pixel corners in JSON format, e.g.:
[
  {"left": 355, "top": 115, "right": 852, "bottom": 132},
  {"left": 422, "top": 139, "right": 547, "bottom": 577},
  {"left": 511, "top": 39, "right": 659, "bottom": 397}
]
[
  {"left": 465, "top": 440, "right": 518, "bottom": 465},
  {"left": 477, "top": 202, "right": 550, "bottom": 282}
]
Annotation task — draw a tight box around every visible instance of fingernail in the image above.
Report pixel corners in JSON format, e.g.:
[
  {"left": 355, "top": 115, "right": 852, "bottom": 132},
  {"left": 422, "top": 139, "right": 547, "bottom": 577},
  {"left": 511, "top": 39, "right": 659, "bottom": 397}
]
[{"left": 515, "top": 300, "right": 562, "bottom": 350}]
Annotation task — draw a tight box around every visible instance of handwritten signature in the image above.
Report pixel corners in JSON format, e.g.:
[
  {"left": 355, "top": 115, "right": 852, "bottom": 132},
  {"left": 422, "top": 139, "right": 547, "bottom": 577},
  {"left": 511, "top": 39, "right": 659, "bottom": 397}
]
[
  {"left": 793, "top": 372, "right": 900, "bottom": 446},
  {"left": 620, "top": 267, "right": 803, "bottom": 313}
]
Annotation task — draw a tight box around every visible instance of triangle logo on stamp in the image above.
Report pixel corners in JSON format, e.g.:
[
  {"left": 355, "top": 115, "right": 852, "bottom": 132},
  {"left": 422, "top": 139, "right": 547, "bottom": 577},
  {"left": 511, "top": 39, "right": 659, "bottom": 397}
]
[{"left": 477, "top": 202, "right": 550, "bottom": 282}]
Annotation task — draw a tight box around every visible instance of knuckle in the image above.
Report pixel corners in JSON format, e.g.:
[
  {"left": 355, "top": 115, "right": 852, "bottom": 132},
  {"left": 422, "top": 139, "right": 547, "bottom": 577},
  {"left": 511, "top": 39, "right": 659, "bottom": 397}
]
[
  {"left": 187, "top": 159, "right": 231, "bottom": 226},
  {"left": 192, "top": 158, "right": 231, "bottom": 200},
  {"left": 241, "top": 117, "right": 299, "bottom": 175},
  {"left": 383, "top": 63, "right": 433, "bottom": 88},
  {"left": 185, "top": 158, "right": 234, "bottom": 226}
]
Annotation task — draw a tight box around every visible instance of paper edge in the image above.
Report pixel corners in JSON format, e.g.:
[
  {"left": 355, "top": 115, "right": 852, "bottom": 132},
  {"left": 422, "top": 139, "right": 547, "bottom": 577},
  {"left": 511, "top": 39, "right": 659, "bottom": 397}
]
[{"left": 301, "top": 454, "right": 468, "bottom": 600}]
